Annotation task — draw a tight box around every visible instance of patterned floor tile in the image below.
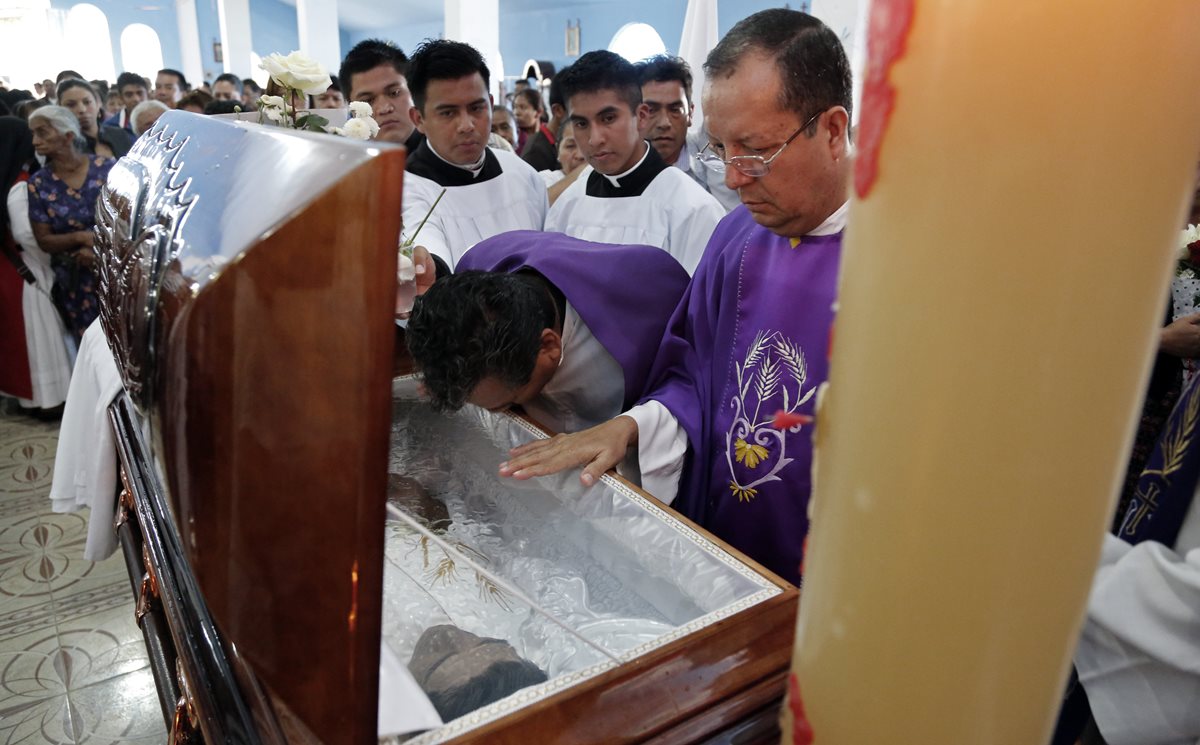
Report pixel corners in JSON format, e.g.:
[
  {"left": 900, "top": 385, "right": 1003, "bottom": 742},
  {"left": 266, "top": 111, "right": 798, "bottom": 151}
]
[
  {"left": 0, "top": 693, "right": 78, "bottom": 745},
  {"left": 0, "top": 427, "right": 58, "bottom": 499},
  {"left": 0, "top": 563, "right": 58, "bottom": 640},
  {"left": 0, "top": 624, "right": 77, "bottom": 745},
  {"left": 61, "top": 669, "right": 167, "bottom": 744},
  {"left": 47, "top": 605, "right": 149, "bottom": 691}
]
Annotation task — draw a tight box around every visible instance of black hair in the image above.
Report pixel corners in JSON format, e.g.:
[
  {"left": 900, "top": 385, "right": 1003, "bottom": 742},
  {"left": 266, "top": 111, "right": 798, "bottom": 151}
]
[
  {"left": 406, "top": 39, "right": 490, "bottom": 112},
  {"left": 339, "top": 38, "right": 408, "bottom": 98},
  {"left": 514, "top": 88, "right": 542, "bottom": 112},
  {"left": 214, "top": 73, "right": 243, "bottom": 93},
  {"left": 635, "top": 55, "right": 693, "bottom": 103},
  {"left": 406, "top": 271, "right": 555, "bottom": 412},
  {"left": 157, "top": 68, "right": 189, "bottom": 90},
  {"left": 55, "top": 70, "right": 83, "bottom": 83},
  {"left": 55, "top": 78, "right": 97, "bottom": 102},
  {"left": 326, "top": 74, "right": 341, "bottom": 92},
  {"left": 705, "top": 8, "right": 852, "bottom": 122},
  {"left": 556, "top": 50, "right": 640, "bottom": 112},
  {"left": 548, "top": 68, "right": 567, "bottom": 111},
  {"left": 116, "top": 72, "right": 147, "bottom": 93},
  {"left": 203, "top": 99, "right": 242, "bottom": 115},
  {"left": 242, "top": 78, "right": 263, "bottom": 93}
]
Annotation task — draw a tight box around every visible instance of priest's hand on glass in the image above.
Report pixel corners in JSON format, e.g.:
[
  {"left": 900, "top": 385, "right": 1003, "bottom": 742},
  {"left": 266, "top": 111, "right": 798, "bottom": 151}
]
[
  {"left": 499, "top": 415, "right": 639, "bottom": 486},
  {"left": 1161, "top": 311, "right": 1200, "bottom": 358}
]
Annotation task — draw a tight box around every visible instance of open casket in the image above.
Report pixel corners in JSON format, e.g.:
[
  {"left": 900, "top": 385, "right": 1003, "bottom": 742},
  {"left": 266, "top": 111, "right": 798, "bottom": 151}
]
[{"left": 95, "top": 111, "right": 798, "bottom": 745}]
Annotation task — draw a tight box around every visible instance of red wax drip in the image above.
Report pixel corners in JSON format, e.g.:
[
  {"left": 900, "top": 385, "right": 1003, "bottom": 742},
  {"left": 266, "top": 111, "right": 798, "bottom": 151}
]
[
  {"left": 854, "top": 0, "right": 916, "bottom": 199},
  {"left": 788, "top": 673, "right": 815, "bottom": 745}
]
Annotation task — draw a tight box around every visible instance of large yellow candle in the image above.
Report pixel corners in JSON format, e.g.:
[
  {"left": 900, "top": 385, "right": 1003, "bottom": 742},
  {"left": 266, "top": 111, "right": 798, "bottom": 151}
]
[{"left": 787, "top": 1, "right": 1200, "bottom": 743}]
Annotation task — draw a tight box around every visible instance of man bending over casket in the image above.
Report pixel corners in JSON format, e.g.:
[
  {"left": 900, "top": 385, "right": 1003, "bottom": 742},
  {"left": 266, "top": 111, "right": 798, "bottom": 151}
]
[{"left": 405, "top": 231, "right": 688, "bottom": 495}]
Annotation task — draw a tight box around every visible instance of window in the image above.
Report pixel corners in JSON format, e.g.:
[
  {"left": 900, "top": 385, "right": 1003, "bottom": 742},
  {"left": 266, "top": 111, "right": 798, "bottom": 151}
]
[
  {"left": 119, "top": 24, "right": 163, "bottom": 82},
  {"left": 64, "top": 3, "right": 116, "bottom": 81},
  {"left": 249, "top": 51, "right": 269, "bottom": 88},
  {"left": 607, "top": 22, "right": 667, "bottom": 63}
]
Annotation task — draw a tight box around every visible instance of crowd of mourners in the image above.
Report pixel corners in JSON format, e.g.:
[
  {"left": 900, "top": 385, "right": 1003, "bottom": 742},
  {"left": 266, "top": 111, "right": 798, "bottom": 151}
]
[{"left": 2, "top": 10, "right": 1199, "bottom": 744}]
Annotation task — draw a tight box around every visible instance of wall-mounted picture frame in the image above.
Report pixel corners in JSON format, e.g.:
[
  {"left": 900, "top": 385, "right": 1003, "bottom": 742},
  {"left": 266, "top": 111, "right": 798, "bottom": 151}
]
[{"left": 566, "top": 20, "right": 581, "bottom": 57}]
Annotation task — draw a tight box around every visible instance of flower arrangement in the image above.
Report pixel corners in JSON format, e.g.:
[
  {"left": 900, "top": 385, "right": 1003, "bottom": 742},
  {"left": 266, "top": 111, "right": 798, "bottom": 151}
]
[
  {"left": 1181, "top": 224, "right": 1200, "bottom": 269},
  {"left": 255, "top": 51, "right": 379, "bottom": 140}
]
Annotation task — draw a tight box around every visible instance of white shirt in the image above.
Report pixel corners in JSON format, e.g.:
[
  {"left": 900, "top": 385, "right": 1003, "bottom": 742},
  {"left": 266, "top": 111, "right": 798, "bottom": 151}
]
[
  {"left": 678, "top": 131, "right": 742, "bottom": 213},
  {"left": 626, "top": 202, "right": 850, "bottom": 505},
  {"left": 402, "top": 146, "right": 548, "bottom": 269}
]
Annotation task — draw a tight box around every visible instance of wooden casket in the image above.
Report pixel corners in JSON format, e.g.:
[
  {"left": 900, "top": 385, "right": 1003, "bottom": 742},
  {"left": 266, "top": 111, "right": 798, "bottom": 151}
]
[{"left": 95, "top": 111, "right": 798, "bottom": 745}]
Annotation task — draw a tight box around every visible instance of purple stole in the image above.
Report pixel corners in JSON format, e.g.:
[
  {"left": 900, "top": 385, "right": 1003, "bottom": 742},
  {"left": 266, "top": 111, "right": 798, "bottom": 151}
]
[
  {"left": 456, "top": 231, "right": 691, "bottom": 408},
  {"left": 641, "top": 208, "right": 842, "bottom": 585}
]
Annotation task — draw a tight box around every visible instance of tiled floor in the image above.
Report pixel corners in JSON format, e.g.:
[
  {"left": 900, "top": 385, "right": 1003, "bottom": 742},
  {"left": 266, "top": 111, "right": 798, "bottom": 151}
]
[{"left": 0, "top": 405, "right": 166, "bottom": 744}]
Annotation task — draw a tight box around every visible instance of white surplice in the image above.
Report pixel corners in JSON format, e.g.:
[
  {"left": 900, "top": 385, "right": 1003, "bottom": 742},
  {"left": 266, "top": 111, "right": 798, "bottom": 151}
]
[
  {"left": 402, "top": 145, "right": 547, "bottom": 269},
  {"left": 544, "top": 142, "right": 724, "bottom": 276},
  {"left": 1076, "top": 491, "right": 1200, "bottom": 745}
]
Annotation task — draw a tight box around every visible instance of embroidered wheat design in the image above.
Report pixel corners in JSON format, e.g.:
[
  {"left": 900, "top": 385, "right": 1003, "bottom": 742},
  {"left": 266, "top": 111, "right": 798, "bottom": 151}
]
[{"left": 1143, "top": 388, "right": 1200, "bottom": 480}]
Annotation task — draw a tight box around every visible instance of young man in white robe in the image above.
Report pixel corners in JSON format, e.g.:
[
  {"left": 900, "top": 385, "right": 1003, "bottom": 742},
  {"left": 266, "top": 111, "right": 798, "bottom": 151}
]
[
  {"left": 401, "top": 40, "right": 547, "bottom": 269},
  {"left": 543, "top": 50, "right": 724, "bottom": 276}
]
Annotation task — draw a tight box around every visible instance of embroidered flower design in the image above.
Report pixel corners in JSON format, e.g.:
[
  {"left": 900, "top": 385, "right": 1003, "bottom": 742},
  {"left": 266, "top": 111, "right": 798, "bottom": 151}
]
[
  {"left": 729, "top": 483, "right": 759, "bottom": 502},
  {"left": 734, "top": 438, "right": 769, "bottom": 469}
]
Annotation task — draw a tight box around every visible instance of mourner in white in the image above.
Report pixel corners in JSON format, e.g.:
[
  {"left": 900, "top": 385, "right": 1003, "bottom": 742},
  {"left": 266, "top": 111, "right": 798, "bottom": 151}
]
[
  {"left": 401, "top": 39, "right": 547, "bottom": 269},
  {"left": 543, "top": 50, "right": 723, "bottom": 276},
  {"left": 636, "top": 55, "right": 741, "bottom": 213}
]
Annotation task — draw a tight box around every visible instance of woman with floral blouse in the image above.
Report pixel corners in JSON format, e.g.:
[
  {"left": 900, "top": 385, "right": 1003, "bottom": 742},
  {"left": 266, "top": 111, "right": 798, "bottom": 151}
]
[{"left": 26, "top": 105, "right": 114, "bottom": 342}]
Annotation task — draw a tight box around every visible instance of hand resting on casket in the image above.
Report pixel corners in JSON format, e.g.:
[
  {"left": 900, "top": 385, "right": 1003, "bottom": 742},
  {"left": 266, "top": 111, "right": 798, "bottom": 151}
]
[
  {"left": 387, "top": 473, "right": 451, "bottom": 530},
  {"left": 498, "top": 415, "right": 639, "bottom": 487}
]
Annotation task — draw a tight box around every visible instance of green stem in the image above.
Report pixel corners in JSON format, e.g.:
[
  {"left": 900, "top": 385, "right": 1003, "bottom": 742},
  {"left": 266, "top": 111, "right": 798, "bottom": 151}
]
[{"left": 404, "top": 188, "right": 446, "bottom": 247}]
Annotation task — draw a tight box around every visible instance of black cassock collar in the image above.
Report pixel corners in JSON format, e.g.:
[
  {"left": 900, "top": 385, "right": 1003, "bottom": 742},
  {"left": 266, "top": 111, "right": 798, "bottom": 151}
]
[
  {"left": 405, "top": 140, "right": 503, "bottom": 187},
  {"left": 584, "top": 143, "right": 667, "bottom": 198}
]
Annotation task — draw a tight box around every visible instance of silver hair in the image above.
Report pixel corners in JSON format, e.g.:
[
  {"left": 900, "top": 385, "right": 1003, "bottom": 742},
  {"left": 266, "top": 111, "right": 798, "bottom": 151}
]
[
  {"left": 131, "top": 100, "right": 170, "bottom": 136},
  {"left": 28, "top": 105, "right": 87, "bottom": 152}
]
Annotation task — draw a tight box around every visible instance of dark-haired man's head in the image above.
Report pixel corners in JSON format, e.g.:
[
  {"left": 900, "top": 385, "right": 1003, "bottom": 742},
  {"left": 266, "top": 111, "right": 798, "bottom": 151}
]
[
  {"left": 115, "top": 72, "right": 148, "bottom": 116},
  {"left": 340, "top": 38, "right": 414, "bottom": 143},
  {"left": 407, "top": 271, "right": 562, "bottom": 413},
  {"left": 312, "top": 74, "right": 344, "bottom": 109},
  {"left": 547, "top": 69, "right": 567, "bottom": 129},
  {"left": 407, "top": 39, "right": 492, "bottom": 166},
  {"left": 154, "top": 68, "right": 188, "bottom": 106},
  {"left": 702, "top": 9, "right": 852, "bottom": 238},
  {"left": 491, "top": 105, "right": 516, "bottom": 147},
  {"left": 55, "top": 70, "right": 83, "bottom": 84},
  {"left": 635, "top": 55, "right": 693, "bottom": 165},
  {"left": 240, "top": 78, "right": 262, "bottom": 107},
  {"left": 557, "top": 50, "right": 648, "bottom": 176},
  {"left": 212, "top": 73, "right": 242, "bottom": 102}
]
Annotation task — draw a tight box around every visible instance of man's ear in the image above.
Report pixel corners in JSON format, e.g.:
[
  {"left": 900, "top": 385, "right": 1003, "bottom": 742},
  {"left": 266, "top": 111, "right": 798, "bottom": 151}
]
[
  {"left": 409, "top": 105, "right": 424, "bottom": 133},
  {"left": 825, "top": 106, "right": 851, "bottom": 161},
  {"left": 539, "top": 328, "right": 563, "bottom": 366},
  {"left": 635, "top": 102, "right": 650, "bottom": 129}
]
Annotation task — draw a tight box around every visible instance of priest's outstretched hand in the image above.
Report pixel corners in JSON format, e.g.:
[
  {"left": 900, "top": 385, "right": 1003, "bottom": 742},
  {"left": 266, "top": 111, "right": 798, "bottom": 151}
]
[{"left": 499, "top": 416, "right": 639, "bottom": 487}]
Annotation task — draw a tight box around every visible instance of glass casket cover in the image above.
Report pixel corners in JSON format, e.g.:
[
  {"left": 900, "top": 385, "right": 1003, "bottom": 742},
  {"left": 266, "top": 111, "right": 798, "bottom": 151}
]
[{"left": 381, "top": 377, "right": 788, "bottom": 743}]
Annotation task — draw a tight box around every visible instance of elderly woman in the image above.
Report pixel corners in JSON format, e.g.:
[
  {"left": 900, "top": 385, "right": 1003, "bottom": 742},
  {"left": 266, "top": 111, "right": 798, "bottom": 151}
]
[
  {"left": 26, "top": 105, "right": 115, "bottom": 342},
  {"left": 56, "top": 78, "right": 133, "bottom": 158},
  {"left": 131, "top": 99, "right": 169, "bottom": 136}
]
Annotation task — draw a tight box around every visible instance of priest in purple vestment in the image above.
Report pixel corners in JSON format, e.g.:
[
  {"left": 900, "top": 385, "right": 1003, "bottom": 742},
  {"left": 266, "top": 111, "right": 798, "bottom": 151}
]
[{"left": 498, "top": 9, "right": 853, "bottom": 586}]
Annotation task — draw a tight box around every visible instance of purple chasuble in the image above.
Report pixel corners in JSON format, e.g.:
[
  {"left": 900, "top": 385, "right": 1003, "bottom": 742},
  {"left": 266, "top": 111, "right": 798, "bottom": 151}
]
[
  {"left": 457, "top": 231, "right": 691, "bottom": 408},
  {"left": 641, "top": 208, "right": 842, "bottom": 585}
]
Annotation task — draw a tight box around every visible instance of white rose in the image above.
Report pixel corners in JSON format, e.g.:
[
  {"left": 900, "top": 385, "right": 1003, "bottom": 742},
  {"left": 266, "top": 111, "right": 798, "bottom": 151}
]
[
  {"left": 348, "top": 101, "right": 373, "bottom": 119},
  {"left": 339, "top": 117, "right": 374, "bottom": 140},
  {"left": 259, "top": 51, "right": 332, "bottom": 95}
]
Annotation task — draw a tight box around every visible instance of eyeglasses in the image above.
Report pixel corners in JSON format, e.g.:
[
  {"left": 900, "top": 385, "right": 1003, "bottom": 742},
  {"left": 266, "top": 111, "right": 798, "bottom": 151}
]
[{"left": 699, "top": 108, "right": 825, "bottom": 177}]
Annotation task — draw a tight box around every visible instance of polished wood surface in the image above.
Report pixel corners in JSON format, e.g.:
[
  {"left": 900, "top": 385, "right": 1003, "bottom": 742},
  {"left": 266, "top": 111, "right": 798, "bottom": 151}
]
[
  {"left": 156, "top": 151, "right": 405, "bottom": 745},
  {"left": 449, "top": 585, "right": 798, "bottom": 744}
]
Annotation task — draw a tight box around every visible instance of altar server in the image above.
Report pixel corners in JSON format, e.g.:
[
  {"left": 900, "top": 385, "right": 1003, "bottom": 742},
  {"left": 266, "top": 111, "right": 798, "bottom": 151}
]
[
  {"left": 402, "top": 40, "right": 547, "bottom": 268},
  {"left": 497, "top": 10, "right": 853, "bottom": 585},
  {"left": 406, "top": 231, "right": 689, "bottom": 444},
  {"left": 543, "top": 50, "right": 723, "bottom": 276}
]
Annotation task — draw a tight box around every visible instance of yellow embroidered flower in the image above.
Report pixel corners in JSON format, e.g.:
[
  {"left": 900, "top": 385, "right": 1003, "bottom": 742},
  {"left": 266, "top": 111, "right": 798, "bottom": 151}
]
[
  {"left": 734, "top": 438, "right": 769, "bottom": 469},
  {"left": 729, "top": 483, "right": 758, "bottom": 502}
]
